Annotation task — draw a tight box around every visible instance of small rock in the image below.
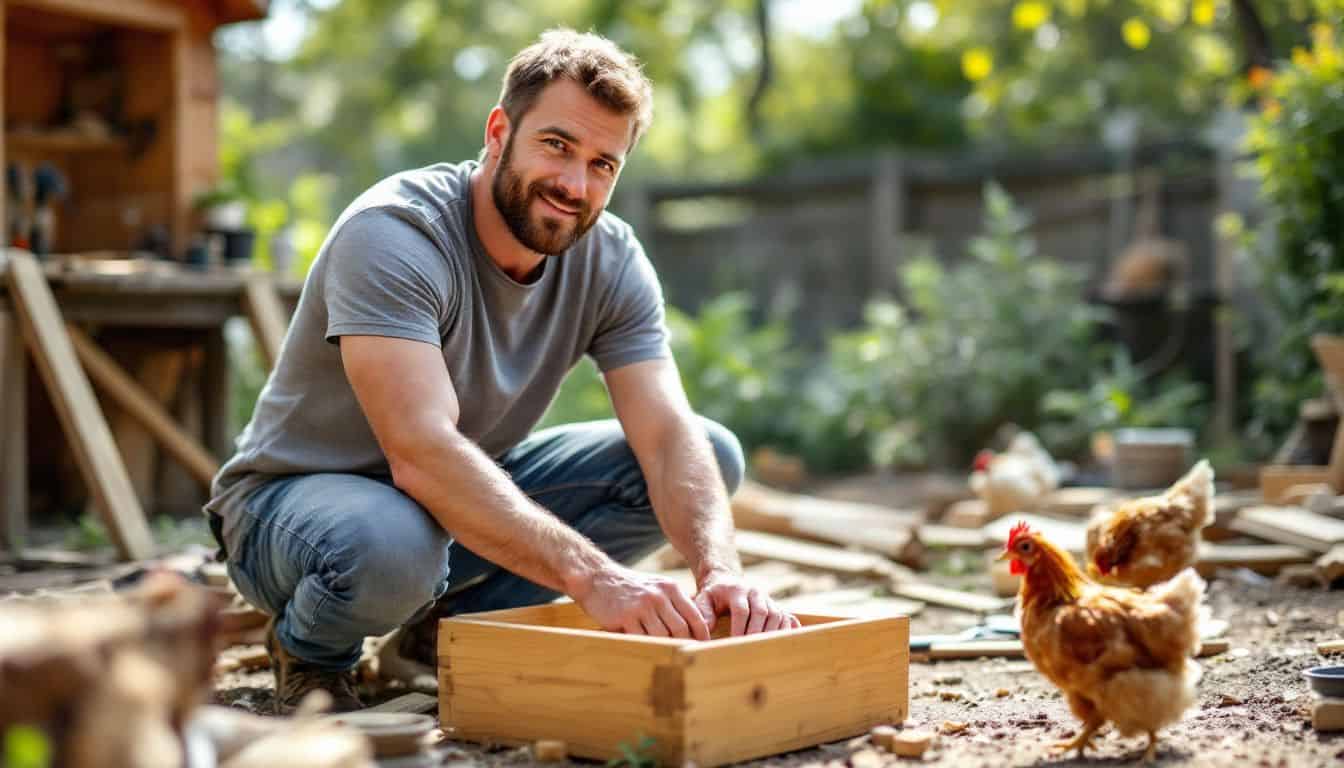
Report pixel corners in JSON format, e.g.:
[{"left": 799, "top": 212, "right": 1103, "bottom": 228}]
[
  {"left": 939, "top": 691, "right": 963, "bottom": 702},
  {"left": 1266, "top": 611, "right": 1280, "bottom": 627},
  {"left": 849, "top": 747, "right": 885, "bottom": 768},
  {"left": 1220, "top": 694, "right": 1243, "bottom": 708},
  {"left": 934, "top": 674, "right": 963, "bottom": 685},
  {"left": 1231, "top": 647, "right": 1251, "bottom": 659},
  {"left": 941, "top": 721, "right": 969, "bottom": 735},
  {"left": 994, "top": 688, "right": 1011, "bottom": 698}
]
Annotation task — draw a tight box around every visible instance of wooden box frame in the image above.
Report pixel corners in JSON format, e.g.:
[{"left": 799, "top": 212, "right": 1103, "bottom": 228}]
[{"left": 438, "top": 602, "right": 909, "bottom": 767}]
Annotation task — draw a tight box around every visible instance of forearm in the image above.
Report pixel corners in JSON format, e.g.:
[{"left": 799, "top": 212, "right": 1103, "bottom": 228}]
[
  {"left": 388, "top": 424, "right": 612, "bottom": 600},
  {"left": 644, "top": 421, "right": 742, "bottom": 585}
]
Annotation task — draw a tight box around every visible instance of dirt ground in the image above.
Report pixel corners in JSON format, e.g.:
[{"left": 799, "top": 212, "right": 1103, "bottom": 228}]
[{"left": 211, "top": 572, "right": 1344, "bottom": 768}]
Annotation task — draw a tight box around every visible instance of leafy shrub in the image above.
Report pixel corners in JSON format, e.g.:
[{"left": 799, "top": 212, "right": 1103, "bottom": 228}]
[
  {"left": 1245, "top": 22, "right": 1344, "bottom": 448},
  {"left": 818, "top": 182, "right": 1105, "bottom": 469}
]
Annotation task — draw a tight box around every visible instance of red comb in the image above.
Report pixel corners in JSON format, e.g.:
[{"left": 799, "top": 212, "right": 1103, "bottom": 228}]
[{"left": 1005, "top": 520, "right": 1032, "bottom": 548}]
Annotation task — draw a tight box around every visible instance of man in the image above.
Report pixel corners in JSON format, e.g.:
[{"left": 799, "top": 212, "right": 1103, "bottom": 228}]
[{"left": 204, "top": 28, "right": 798, "bottom": 715}]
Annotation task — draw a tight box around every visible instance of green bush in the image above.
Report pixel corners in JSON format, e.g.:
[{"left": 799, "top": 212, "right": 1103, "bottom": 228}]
[
  {"left": 818, "top": 182, "right": 1105, "bottom": 469},
  {"left": 538, "top": 294, "right": 807, "bottom": 457},
  {"left": 1245, "top": 21, "right": 1344, "bottom": 449}
]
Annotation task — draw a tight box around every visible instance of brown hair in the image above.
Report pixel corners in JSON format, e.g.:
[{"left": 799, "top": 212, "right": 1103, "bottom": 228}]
[{"left": 495, "top": 28, "right": 653, "bottom": 152}]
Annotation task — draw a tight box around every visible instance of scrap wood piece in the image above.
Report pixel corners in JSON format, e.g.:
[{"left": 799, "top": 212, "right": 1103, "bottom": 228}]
[
  {"left": 1198, "top": 639, "right": 1230, "bottom": 658},
  {"left": 66, "top": 324, "right": 220, "bottom": 488},
  {"left": 777, "top": 587, "right": 925, "bottom": 618},
  {"left": 1232, "top": 506, "right": 1344, "bottom": 554},
  {"left": 732, "top": 529, "right": 910, "bottom": 579},
  {"left": 919, "top": 525, "right": 991, "bottom": 550},
  {"left": 1195, "top": 542, "right": 1315, "bottom": 578},
  {"left": 1312, "top": 334, "right": 1344, "bottom": 492},
  {"left": 1042, "top": 487, "right": 1114, "bottom": 517},
  {"left": 982, "top": 513, "right": 1088, "bottom": 555},
  {"left": 732, "top": 481, "right": 925, "bottom": 565},
  {"left": 1317, "top": 545, "right": 1344, "bottom": 587},
  {"left": 242, "top": 274, "right": 290, "bottom": 371},
  {"left": 890, "top": 582, "right": 1010, "bottom": 614},
  {"left": 1261, "top": 466, "right": 1333, "bottom": 504},
  {"left": 1318, "top": 640, "right": 1344, "bottom": 655},
  {"left": 913, "top": 639, "right": 1024, "bottom": 662},
  {"left": 365, "top": 692, "right": 437, "bottom": 715},
  {"left": 655, "top": 561, "right": 812, "bottom": 599},
  {"left": 5, "top": 253, "right": 153, "bottom": 560}
]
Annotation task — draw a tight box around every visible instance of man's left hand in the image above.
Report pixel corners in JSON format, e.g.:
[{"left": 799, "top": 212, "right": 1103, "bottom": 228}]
[{"left": 693, "top": 570, "right": 801, "bottom": 636}]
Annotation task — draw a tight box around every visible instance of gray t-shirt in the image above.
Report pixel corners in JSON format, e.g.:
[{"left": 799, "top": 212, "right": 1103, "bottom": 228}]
[{"left": 204, "top": 160, "right": 671, "bottom": 542}]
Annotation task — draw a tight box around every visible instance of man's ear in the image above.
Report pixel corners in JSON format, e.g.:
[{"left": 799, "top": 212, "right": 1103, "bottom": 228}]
[{"left": 483, "top": 106, "right": 510, "bottom": 162}]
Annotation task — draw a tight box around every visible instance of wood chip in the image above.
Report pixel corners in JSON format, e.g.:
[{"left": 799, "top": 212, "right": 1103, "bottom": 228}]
[
  {"left": 1197, "top": 639, "right": 1230, "bottom": 657},
  {"left": 869, "top": 725, "right": 899, "bottom": 751},
  {"left": 533, "top": 740, "right": 567, "bottom": 762},
  {"left": 1313, "top": 697, "right": 1344, "bottom": 732},
  {"left": 1317, "top": 640, "right": 1344, "bottom": 655},
  {"left": 886, "top": 730, "right": 933, "bottom": 758},
  {"left": 940, "top": 721, "right": 969, "bottom": 735}
]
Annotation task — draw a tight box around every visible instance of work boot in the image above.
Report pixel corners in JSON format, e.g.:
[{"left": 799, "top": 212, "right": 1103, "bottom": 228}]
[
  {"left": 265, "top": 618, "right": 363, "bottom": 716},
  {"left": 396, "top": 604, "right": 443, "bottom": 669}
]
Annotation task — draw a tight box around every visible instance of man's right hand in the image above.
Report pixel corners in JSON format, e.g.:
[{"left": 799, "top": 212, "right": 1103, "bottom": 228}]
[{"left": 574, "top": 564, "right": 712, "bottom": 640}]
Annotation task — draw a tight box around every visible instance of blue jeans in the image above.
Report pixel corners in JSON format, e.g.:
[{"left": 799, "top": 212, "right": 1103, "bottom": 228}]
[{"left": 223, "top": 418, "right": 744, "bottom": 670}]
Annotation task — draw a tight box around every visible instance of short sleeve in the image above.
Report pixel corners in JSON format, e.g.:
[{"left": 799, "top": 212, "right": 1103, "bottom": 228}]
[
  {"left": 322, "top": 207, "right": 454, "bottom": 347},
  {"left": 587, "top": 231, "right": 672, "bottom": 372}
]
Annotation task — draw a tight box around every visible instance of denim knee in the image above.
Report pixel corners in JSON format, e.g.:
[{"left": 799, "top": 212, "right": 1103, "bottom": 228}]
[
  {"left": 325, "top": 514, "right": 452, "bottom": 629},
  {"left": 702, "top": 417, "right": 745, "bottom": 495}
]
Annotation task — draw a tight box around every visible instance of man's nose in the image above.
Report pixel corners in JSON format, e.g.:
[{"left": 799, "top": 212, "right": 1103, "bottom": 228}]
[{"left": 555, "top": 162, "right": 587, "bottom": 202}]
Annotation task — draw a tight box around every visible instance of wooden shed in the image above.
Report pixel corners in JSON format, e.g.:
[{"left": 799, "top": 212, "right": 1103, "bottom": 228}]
[{"left": 0, "top": 0, "right": 296, "bottom": 562}]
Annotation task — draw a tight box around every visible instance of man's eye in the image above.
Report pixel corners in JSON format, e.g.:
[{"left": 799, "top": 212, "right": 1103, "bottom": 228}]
[
  {"left": 595, "top": 160, "right": 614, "bottom": 174},
  {"left": 544, "top": 138, "right": 566, "bottom": 151}
]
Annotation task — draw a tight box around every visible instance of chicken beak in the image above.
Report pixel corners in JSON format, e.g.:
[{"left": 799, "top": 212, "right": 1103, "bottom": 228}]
[{"left": 996, "top": 550, "right": 1011, "bottom": 562}]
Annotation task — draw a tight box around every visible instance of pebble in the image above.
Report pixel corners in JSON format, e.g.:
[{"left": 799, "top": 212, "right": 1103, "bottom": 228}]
[
  {"left": 940, "top": 691, "right": 964, "bottom": 702},
  {"left": 941, "top": 721, "right": 969, "bottom": 735},
  {"left": 994, "top": 688, "right": 1011, "bottom": 698},
  {"left": 1220, "top": 694, "right": 1244, "bottom": 708}
]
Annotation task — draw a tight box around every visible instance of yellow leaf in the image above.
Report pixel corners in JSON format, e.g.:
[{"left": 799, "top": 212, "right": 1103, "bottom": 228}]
[
  {"left": 1292, "top": 46, "right": 1313, "bottom": 68},
  {"left": 962, "top": 47, "right": 994, "bottom": 81},
  {"left": 1155, "top": 0, "right": 1184, "bottom": 26},
  {"left": 1191, "top": 0, "right": 1215, "bottom": 27},
  {"left": 1012, "top": 1, "right": 1049, "bottom": 31},
  {"left": 1061, "top": 0, "right": 1087, "bottom": 17},
  {"left": 1122, "top": 18, "right": 1151, "bottom": 50}
]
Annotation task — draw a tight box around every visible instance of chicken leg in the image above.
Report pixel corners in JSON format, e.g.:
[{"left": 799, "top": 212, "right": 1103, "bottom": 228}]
[
  {"left": 1142, "top": 730, "right": 1159, "bottom": 763},
  {"left": 1053, "top": 719, "right": 1104, "bottom": 757}
]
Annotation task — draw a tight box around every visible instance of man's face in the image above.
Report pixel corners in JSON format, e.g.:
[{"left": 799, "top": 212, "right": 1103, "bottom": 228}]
[{"left": 490, "top": 79, "right": 633, "bottom": 255}]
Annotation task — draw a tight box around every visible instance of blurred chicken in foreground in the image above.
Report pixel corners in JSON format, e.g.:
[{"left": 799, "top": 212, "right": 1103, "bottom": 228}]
[
  {"left": 970, "top": 431, "right": 1060, "bottom": 519},
  {"left": 1086, "top": 460, "right": 1214, "bottom": 589},
  {"left": 1002, "top": 522, "right": 1205, "bottom": 762}
]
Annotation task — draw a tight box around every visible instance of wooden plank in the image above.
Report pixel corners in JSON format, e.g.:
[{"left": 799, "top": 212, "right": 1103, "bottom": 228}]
[
  {"left": 243, "top": 274, "right": 288, "bottom": 371},
  {"left": 440, "top": 614, "right": 684, "bottom": 765},
  {"left": 1042, "top": 487, "right": 1115, "bottom": 517},
  {"left": 732, "top": 484, "right": 924, "bottom": 564},
  {"left": 1231, "top": 506, "right": 1344, "bottom": 554},
  {"left": 982, "top": 513, "right": 1088, "bottom": 554},
  {"left": 89, "top": 345, "right": 187, "bottom": 511},
  {"left": 366, "top": 692, "right": 437, "bottom": 715},
  {"left": 5, "top": 253, "right": 152, "bottom": 560},
  {"left": 1318, "top": 640, "right": 1344, "bottom": 655},
  {"left": 66, "top": 325, "right": 218, "bottom": 488},
  {"left": 777, "top": 588, "right": 924, "bottom": 618},
  {"left": 1313, "top": 335, "right": 1344, "bottom": 492},
  {"left": 1260, "top": 465, "right": 1333, "bottom": 504},
  {"left": 1195, "top": 541, "right": 1314, "bottom": 577},
  {"left": 1316, "top": 545, "right": 1344, "bottom": 587},
  {"left": 678, "top": 616, "right": 908, "bottom": 767},
  {"left": 919, "top": 640, "right": 1024, "bottom": 661},
  {"left": 8, "top": 0, "right": 185, "bottom": 30},
  {"left": 0, "top": 311, "right": 27, "bottom": 552},
  {"left": 918, "top": 524, "right": 990, "bottom": 550},
  {"left": 889, "top": 582, "right": 1011, "bottom": 614},
  {"left": 732, "top": 530, "right": 905, "bottom": 579}
]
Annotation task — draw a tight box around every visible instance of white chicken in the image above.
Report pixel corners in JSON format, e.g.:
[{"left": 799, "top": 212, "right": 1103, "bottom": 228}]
[{"left": 970, "top": 431, "right": 1060, "bottom": 519}]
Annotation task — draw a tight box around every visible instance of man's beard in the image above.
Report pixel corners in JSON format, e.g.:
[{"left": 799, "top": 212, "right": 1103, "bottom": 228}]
[{"left": 491, "top": 136, "right": 599, "bottom": 256}]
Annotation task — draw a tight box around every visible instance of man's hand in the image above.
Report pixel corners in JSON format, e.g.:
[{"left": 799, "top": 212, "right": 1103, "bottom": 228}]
[
  {"left": 693, "top": 570, "right": 801, "bottom": 636},
  {"left": 575, "top": 564, "right": 712, "bottom": 640}
]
